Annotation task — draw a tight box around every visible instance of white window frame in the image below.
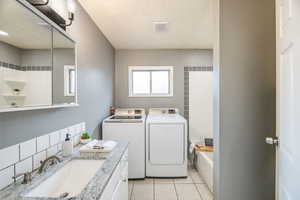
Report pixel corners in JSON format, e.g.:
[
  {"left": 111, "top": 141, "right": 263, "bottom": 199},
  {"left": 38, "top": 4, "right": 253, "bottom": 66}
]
[
  {"left": 64, "top": 65, "right": 76, "bottom": 97},
  {"left": 128, "top": 66, "right": 174, "bottom": 97}
]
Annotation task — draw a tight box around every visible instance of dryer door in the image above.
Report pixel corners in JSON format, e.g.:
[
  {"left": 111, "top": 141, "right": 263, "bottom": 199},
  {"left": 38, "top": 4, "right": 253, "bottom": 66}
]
[{"left": 149, "top": 123, "right": 185, "bottom": 165}]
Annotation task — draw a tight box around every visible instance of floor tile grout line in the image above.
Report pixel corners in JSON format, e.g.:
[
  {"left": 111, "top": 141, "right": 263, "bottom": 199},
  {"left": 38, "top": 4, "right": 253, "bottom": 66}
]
[
  {"left": 153, "top": 178, "right": 155, "bottom": 200},
  {"left": 130, "top": 182, "right": 134, "bottom": 200},
  {"left": 194, "top": 183, "right": 205, "bottom": 200},
  {"left": 173, "top": 182, "right": 180, "bottom": 200}
]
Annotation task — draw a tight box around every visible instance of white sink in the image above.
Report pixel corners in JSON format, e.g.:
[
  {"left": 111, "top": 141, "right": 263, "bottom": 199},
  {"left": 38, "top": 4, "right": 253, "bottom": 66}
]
[{"left": 24, "top": 159, "right": 105, "bottom": 198}]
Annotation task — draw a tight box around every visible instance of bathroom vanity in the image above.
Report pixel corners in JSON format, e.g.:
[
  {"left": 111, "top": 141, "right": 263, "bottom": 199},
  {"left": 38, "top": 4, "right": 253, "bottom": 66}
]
[{"left": 0, "top": 141, "right": 128, "bottom": 200}]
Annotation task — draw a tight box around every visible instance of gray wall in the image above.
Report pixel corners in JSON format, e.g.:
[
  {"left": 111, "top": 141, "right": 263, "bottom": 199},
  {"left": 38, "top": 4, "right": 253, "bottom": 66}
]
[
  {"left": 0, "top": 0, "right": 115, "bottom": 149},
  {"left": 21, "top": 49, "right": 51, "bottom": 66},
  {"left": 214, "top": 0, "right": 276, "bottom": 199},
  {"left": 115, "top": 49, "right": 213, "bottom": 114},
  {"left": 0, "top": 41, "right": 21, "bottom": 65}
]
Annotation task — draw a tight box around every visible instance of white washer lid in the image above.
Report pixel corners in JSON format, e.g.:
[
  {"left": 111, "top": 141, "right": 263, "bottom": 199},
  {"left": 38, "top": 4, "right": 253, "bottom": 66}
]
[{"left": 147, "top": 114, "right": 186, "bottom": 124}]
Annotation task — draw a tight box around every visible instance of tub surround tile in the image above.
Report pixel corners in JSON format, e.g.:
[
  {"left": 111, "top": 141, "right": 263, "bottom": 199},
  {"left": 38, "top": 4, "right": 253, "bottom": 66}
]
[
  {"left": 0, "top": 144, "right": 19, "bottom": 170},
  {"left": 184, "top": 66, "right": 213, "bottom": 121},
  {"left": 15, "top": 157, "right": 32, "bottom": 175},
  {"left": 36, "top": 135, "right": 49, "bottom": 152},
  {"left": 20, "top": 139, "right": 36, "bottom": 160},
  {"left": 0, "top": 166, "right": 14, "bottom": 191}
]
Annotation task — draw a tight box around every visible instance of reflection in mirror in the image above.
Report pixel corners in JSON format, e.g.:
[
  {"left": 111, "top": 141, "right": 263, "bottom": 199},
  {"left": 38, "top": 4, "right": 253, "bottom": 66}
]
[
  {"left": 53, "top": 29, "right": 76, "bottom": 105},
  {"left": 0, "top": 0, "right": 52, "bottom": 109}
]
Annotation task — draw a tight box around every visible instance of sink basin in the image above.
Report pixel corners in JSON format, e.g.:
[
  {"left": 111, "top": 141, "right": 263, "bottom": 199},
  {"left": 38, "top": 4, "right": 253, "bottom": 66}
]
[{"left": 24, "top": 159, "right": 105, "bottom": 198}]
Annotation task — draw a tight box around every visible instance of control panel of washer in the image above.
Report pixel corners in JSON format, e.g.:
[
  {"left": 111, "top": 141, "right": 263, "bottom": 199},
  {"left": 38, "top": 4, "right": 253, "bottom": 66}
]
[{"left": 148, "top": 108, "right": 179, "bottom": 115}]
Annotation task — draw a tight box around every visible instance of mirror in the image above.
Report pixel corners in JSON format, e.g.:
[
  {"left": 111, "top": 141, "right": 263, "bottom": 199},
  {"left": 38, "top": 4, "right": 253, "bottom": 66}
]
[
  {"left": 0, "top": 0, "right": 77, "bottom": 111},
  {"left": 53, "top": 29, "right": 76, "bottom": 105}
]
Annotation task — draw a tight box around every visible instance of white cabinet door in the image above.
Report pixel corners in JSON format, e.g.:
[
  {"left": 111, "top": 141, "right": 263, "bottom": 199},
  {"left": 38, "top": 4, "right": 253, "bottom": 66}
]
[
  {"left": 112, "top": 167, "right": 128, "bottom": 200},
  {"left": 112, "top": 181, "right": 122, "bottom": 200},
  {"left": 119, "top": 163, "right": 128, "bottom": 200},
  {"left": 99, "top": 150, "right": 128, "bottom": 200}
]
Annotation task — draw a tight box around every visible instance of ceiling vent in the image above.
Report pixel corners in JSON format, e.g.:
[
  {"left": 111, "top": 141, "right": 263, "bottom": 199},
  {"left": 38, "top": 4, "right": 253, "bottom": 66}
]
[{"left": 153, "top": 21, "right": 169, "bottom": 32}]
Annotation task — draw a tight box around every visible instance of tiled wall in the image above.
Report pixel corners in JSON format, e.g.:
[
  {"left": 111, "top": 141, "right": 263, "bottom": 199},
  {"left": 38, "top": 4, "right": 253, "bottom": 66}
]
[
  {"left": 0, "top": 122, "right": 86, "bottom": 191},
  {"left": 184, "top": 66, "right": 213, "bottom": 120},
  {"left": 0, "top": 61, "right": 52, "bottom": 71}
]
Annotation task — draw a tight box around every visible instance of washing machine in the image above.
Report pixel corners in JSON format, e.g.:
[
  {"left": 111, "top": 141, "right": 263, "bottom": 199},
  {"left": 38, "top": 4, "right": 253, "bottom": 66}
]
[
  {"left": 103, "top": 108, "right": 146, "bottom": 179},
  {"left": 146, "top": 108, "right": 187, "bottom": 177}
]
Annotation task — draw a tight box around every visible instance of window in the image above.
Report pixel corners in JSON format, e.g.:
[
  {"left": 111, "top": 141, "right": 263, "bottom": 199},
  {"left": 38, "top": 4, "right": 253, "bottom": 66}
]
[
  {"left": 129, "top": 66, "right": 173, "bottom": 97},
  {"left": 64, "top": 65, "right": 76, "bottom": 96}
]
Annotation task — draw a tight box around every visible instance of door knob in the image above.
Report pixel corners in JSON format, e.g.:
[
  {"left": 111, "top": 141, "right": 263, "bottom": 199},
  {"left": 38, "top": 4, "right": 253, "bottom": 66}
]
[{"left": 265, "top": 137, "right": 279, "bottom": 146}]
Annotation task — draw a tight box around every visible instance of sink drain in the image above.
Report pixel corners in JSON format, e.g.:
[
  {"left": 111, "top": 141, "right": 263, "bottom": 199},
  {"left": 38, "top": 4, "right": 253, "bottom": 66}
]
[{"left": 59, "top": 192, "right": 69, "bottom": 198}]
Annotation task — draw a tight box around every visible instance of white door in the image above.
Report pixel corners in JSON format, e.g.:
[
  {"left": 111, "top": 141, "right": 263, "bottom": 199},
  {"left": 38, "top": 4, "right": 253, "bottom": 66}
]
[{"left": 276, "top": 0, "right": 300, "bottom": 199}]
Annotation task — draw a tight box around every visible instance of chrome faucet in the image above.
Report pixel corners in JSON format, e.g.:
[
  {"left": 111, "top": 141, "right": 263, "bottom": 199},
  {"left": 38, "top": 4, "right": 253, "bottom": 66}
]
[
  {"left": 39, "top": 155, "right": 61, "bottom": 173},
  {"left": 12, "top": 155, "right": 61, "bottom": 184}
]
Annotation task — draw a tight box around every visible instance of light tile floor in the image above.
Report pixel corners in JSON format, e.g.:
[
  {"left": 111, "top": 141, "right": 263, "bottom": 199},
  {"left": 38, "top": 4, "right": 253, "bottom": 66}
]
[{"left": 128, "top": 168, "right": 213, "bottom": 200}]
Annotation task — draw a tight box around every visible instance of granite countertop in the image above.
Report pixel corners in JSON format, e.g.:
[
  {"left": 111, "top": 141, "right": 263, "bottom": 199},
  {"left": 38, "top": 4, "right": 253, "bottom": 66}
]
[{"left": 0, "top": 141, "right": 128, "bottom": 200}]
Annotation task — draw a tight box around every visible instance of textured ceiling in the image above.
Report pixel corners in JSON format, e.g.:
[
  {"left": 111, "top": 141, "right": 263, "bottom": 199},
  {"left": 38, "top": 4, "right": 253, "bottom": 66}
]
[{"left": 78, "top": 0, "right": 214, "bottom": 49}]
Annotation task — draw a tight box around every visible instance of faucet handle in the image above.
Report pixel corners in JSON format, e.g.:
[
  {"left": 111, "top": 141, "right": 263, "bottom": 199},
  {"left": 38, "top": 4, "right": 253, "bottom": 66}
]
[
  {"left": 12, "top": 173, "right": 23, "bottom": 181},
  {"left": 12, "top": 172, "right": 32, "bottom": 184}
]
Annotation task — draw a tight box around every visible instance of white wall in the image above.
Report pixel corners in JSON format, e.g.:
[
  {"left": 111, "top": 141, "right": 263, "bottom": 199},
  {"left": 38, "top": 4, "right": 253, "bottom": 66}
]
[
  {"left": 189, "top": 71, "right": 213, "bottom": 142},
  {"left": 0, "top": 67, "right": 26, "bottom": 108},
  {"left": 0, "top": 67, "right": 52, "bottom": 108},
  {"left": 24, "top": 71, "right": 52, "bottom": 107}
]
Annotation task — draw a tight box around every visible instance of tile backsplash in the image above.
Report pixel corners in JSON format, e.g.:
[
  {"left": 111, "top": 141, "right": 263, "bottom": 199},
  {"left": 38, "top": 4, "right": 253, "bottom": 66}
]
[{"left": 0, "top": 122, "right": 86, "bottom": 191}]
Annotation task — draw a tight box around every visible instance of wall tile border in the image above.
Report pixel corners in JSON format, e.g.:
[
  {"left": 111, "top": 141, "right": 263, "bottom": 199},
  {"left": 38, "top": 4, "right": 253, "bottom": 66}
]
[
  {"left": 183, "top": 66, "right": 213, "bottom": 121},
  {"left": 0, "top": 122, "right": 86, "bottom": 191},
  {"left": 0, "top": 61, "right": 52, "bottom": 71}
]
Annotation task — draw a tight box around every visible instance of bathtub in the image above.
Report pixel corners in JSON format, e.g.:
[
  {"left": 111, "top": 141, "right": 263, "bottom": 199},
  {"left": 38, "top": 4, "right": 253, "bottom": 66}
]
[{"left": 195, "top": 151, "right": 213, "bottom": 192}]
